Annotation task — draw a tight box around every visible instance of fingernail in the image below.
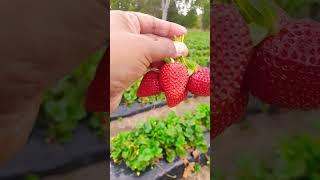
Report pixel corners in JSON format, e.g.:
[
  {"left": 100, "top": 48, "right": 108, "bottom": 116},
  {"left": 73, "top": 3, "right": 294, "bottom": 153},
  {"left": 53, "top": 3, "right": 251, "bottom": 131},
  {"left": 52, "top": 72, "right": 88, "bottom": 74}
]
[
  {"left": 174, "top": 41, "right": 188, "bottom": 58},
  {"left": 178, "top": 25, "right": 187, "bottom": 34}
]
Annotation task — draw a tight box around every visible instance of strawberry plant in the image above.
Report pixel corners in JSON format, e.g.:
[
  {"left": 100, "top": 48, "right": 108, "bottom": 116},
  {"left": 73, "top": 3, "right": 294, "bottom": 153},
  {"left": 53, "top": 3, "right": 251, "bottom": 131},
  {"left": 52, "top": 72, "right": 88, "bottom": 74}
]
[
  {"left": 111, "top": 103, "right": 210, "bottom": 175},
  {"left": 233, "top": 134, "right": 320, "bottom": 180},
  {"left": 37, "top": 50, "right": 105, "bottom": 143},
  {"left": 185, "top": 31, "right": 210, "bottom": 67}
]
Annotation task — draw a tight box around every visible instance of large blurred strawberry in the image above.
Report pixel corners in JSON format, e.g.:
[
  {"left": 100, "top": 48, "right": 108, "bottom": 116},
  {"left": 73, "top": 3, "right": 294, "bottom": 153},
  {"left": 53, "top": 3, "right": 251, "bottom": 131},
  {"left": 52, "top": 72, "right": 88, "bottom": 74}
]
[
  {"left": 246, "top": 18, "right": 320, "bottom": 109},
  {"left": 211, "top": 4, "right": 252, "bottom": 138},
  {"left": 85, "top": 49, "right": 108, "bottom": 112},
  {"left": 210, "top": 4, "right": 252, "bottom": 138}
]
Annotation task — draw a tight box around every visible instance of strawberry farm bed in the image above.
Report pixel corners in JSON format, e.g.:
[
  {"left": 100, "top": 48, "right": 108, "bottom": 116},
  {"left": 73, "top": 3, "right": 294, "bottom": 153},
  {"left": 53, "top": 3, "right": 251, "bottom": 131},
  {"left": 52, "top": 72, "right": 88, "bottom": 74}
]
[
  {"left": 0, "top": 124, "right": 106, "bottom": 180},
  {"left": 111, "top": 93, "right": 195, "bottom": 121},
  {"left": 112, "top": 94, "right": 269, "bottom": 123},
  {"left": 110, "top": 101, "right": 210, "bottom": 180},
  {"left": 110, "top": 133, "right": 210, "bottom": 180}
]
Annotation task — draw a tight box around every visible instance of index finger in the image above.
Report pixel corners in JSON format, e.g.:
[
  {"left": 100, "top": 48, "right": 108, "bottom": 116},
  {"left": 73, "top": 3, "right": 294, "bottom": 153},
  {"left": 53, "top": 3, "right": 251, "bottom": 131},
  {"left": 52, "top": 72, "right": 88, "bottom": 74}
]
[{"left": 132, "top": 12, "right": 187, "bottom": 38}]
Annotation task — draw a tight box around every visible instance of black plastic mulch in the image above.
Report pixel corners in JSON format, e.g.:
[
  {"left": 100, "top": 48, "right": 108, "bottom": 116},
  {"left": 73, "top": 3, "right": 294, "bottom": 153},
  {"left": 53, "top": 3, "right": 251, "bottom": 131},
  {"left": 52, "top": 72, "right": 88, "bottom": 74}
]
[{"left": 0, "top": 125, "right": 106, "bottom": 180}]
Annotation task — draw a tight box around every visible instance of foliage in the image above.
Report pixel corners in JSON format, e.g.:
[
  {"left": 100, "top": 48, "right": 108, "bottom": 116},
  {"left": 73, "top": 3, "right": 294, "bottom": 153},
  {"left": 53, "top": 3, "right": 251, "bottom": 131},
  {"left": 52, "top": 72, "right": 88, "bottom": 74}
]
[
  {"left": 184, "top": 31, "right": 210, "bottom": 67},
  {"left": 194, "top": 163, "right": 201, "bottom": 172},
  {"left": 37, "top": 50, "right": 105, "bottom": 143},
  {"left": 212, "top": 168, "right": 225, "bottom": 180},
  {"left": 111, "top": 0, "right": 210, "bottom": 30},
  {"left": 235, "top": 134, "right": 320, "bottom": 179},
  {"left": 275, "top": 0, "right": 320, "bottom": 19},
  {"left": 201, "top": 1, "right": 210, "bottom": 29},
  {"left": 195, "top": 103, "right": 210, "bottom": 129},
  {"left": 111, "top": 0, "right": 162, "bottom": 18},
  {"left": 23, "top": 174, "right": 40, "bottom": 180},
  {"left": 111, "top": 103, "right": 210, "bottom": 174},
  {"left": 122, "top": 31, "right": 209, "bottom": 106}
]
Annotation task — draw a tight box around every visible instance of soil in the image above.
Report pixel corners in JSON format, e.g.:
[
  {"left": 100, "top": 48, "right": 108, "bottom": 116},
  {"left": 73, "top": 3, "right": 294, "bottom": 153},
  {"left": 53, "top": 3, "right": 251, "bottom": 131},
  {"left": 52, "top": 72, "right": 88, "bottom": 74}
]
[
  {"left": 214, "top": 110, "right": 320, "bottom": 179},
  {"left": 110, "top": 97, "right": 210, "bottom": 137},
  {"left": 182, "top": 166, "right": 210, "bottom": 180}
]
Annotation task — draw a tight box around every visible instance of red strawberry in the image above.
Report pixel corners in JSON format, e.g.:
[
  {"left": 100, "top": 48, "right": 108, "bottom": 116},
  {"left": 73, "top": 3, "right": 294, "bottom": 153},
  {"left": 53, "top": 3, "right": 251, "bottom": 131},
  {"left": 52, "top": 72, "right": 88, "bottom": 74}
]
[
  {"left": 246, "top": 19, "right": 320, "bottom": 109},
  {"left": 211, "top": 4, "right": 252, "bottom": 138},
  {"left": 151, "top": 61, "right": 165, "bottom": 70},
  {"left": 212, "top": 93, "right": 249, "bottom": 137},
  {"left": 187, "top": 67, "right": 210, "bottom": 96},
  {"left": 159, "top": 62, "right": 189, "bottom": 107},
  {"left": 85, "top": 50, "right": 108, "bottom": 112},
  {"left": 137, "top": 71, "right": 162, "bottom": 97}
]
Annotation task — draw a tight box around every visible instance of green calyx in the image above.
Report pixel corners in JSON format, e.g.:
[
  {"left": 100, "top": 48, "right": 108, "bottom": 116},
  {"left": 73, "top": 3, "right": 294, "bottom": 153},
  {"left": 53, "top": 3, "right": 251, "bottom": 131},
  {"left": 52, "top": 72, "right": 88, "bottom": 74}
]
[
  {"left": 233, "top": 0, "right": 282, "bottom": 46},
  {"left": 174, "top": 35, "right": 185, "bottom": 43},
  {"left": 173, "top": 35, "right": 198, "bottom": 75}
]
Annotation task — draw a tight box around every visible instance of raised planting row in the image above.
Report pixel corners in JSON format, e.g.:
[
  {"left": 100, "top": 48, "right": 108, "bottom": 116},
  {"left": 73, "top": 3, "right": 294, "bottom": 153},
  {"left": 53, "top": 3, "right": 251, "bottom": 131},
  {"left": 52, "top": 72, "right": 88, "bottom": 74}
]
[
  {"left": 110, "top": 103, "right": 210, "bottom": 179},
  {"left": 110, "top": 133, "right": 210, "bottom": 180},
  {"left": 111, "top": 94, "right": 274, "bottom": 122},
  {"left": 111, "top": 93, "right": 197, "bottom": 121}
]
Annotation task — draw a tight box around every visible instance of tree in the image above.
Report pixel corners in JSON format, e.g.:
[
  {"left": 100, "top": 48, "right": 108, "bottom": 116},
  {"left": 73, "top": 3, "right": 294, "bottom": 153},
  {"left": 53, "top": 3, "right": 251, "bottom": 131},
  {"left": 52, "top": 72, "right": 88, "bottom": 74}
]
[
  {"left": 161, "top": 0, "right": 171, "bottom": 20},
  {"left": 202, "top": 1, "right": 210, "bottom": 29},
  {"left": 167, "top": 0, "right": 181, "bottom": 23},
  {"left": 111, "top": 0, "right": 136, "bottom": 11},
  {"left": 183, "top": 7, "right": 198, "bottom": 28},
  {"left": 111, "top": 0, "right": 209, "bottom": 29}
]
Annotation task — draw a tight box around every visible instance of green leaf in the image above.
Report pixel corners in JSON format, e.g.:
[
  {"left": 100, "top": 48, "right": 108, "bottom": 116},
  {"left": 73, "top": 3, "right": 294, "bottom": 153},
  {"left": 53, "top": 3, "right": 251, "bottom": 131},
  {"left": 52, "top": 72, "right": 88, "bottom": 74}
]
[
  {"left": 234, "top": 0, "right": 281, "bottom": 45},
  {"left": 24, "top": 174, "right": 40, "bottom": 180},
  {"left": 166, "top": 148, "right": 176, "bottom": 163},
  {"left": 194, "top": 163, "right": 201, "bottom": 172},
  {"left": 249, "top": 23, "right": 269, "bottom": 46}
]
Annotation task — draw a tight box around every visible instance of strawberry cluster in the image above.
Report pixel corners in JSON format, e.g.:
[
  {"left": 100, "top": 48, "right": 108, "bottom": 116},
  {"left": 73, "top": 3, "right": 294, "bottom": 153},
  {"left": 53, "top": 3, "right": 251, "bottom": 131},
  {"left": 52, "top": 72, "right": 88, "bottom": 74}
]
[
  {"left": 137, "top": 37, "right": 210, "bottom": 107},
  {"left": 212, "top": 1, "right": 320, "bottom": 139}
]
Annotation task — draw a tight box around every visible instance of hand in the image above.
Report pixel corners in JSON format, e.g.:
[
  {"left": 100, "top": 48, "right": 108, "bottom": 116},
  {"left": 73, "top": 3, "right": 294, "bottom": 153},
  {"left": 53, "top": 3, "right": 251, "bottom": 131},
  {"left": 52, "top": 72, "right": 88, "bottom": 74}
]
[
  {"left": 0, "top": 0, "right": 106, "bottom": 163},
  {"left": 110, "top": 10, "right": 187, "bottom": 112}
]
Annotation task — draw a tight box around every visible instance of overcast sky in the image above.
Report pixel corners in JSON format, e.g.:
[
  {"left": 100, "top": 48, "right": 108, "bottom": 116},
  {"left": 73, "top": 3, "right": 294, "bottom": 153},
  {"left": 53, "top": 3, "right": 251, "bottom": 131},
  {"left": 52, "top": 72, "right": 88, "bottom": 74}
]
[{"left": 175, "top": 0, "right": 203, "bottom": 15}]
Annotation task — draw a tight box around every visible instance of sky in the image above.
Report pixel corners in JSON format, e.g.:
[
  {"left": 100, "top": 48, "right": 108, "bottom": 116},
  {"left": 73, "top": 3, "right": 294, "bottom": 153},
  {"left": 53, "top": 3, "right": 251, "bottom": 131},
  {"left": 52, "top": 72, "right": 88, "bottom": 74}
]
[{"left": 175, "top": 0, "right": 204, "bottom": 15}]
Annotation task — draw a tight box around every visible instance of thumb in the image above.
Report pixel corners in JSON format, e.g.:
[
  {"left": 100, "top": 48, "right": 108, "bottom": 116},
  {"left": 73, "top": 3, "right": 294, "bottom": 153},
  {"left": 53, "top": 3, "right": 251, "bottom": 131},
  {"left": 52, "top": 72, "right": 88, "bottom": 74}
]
[{"left": 141, "top": 34, "right": 188, "bottom": 63}]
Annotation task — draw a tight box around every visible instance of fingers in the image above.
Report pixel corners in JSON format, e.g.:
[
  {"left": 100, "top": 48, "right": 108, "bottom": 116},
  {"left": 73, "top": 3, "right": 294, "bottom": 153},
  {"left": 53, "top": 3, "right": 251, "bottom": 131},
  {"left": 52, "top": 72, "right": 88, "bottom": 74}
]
[
  {"left": 132, "top": 12, "right": 187, "bottom": 38},
  {"left": 140, "top": 34, "right": 188, "bottom": 63}
]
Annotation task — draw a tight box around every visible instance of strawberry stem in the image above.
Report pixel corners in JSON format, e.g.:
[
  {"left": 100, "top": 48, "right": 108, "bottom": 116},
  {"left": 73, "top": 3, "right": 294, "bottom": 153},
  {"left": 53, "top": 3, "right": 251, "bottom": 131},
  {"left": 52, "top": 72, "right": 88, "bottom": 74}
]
[{"left": 172, "top": 35, "right": 199, "bottom": 74}]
